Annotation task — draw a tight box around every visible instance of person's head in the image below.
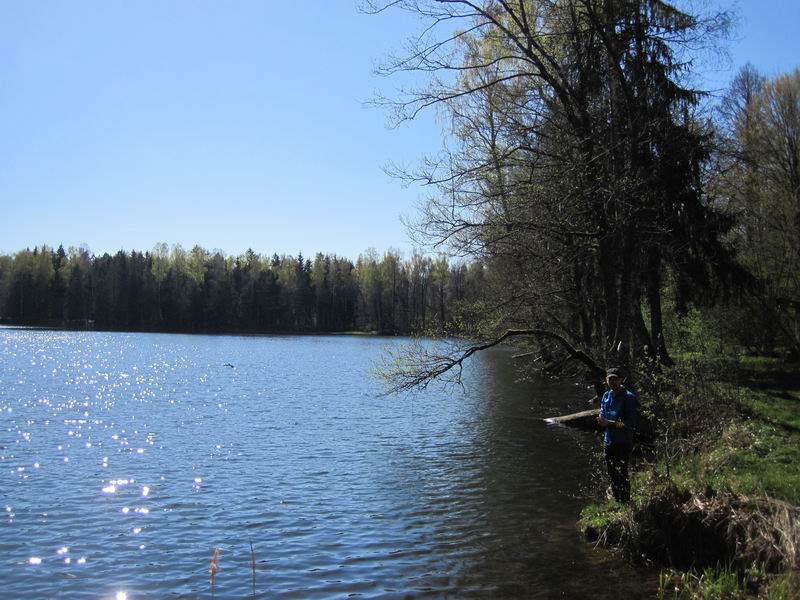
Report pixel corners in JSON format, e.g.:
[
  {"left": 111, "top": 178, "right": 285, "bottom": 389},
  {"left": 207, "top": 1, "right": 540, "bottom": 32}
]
[{"left": 605, "top": 367, "right": 624, "bottom": 392}]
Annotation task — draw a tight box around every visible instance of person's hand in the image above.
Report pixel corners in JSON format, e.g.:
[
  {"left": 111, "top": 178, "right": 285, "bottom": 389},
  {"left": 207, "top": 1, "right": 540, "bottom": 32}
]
[{"left": 597, "top": 414, "right": 608, "bottom": 427}]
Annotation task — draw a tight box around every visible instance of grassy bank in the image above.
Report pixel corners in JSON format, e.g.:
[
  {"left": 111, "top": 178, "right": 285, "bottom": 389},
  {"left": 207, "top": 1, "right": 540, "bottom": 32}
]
[{"left": 580, "top": 357, "right": 800, "bottom": 599}]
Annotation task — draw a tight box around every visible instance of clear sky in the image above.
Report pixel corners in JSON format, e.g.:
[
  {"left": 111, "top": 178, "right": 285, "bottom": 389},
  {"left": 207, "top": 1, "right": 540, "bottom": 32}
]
[{"left": 1, "top": 1, "right": 798, "bottom": 261}]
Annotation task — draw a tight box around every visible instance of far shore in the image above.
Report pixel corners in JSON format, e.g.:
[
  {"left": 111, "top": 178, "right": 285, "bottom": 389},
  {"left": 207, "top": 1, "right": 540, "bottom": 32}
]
[{"left": 0, "top": 321, "right": 408, "bottom": 338}]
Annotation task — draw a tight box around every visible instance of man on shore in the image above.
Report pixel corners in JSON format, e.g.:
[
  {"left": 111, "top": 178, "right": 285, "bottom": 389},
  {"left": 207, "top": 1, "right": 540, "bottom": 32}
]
[{"left": 597, "top": 367, "right": 637, "bottom": 503}]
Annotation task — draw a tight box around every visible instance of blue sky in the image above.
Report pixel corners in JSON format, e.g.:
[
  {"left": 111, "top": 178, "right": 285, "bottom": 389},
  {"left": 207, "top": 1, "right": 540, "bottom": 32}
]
[{"left": 1, "top": 1, "right": 798, "bottom": 260}]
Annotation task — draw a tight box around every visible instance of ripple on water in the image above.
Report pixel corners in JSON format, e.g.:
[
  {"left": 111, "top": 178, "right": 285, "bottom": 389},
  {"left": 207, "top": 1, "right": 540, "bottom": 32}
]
[{"left": 0, "top": 329, "right": 656, "bottom": 598}]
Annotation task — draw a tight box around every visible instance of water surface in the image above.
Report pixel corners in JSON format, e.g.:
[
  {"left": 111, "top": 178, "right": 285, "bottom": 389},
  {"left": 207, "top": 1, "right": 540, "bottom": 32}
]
[{"left": 0, "top": 329, "right": 652, "bottom": 598}]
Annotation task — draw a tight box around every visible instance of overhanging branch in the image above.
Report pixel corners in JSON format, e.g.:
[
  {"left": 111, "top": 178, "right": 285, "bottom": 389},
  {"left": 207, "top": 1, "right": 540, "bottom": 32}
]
[{"left": 377, "top": 328, "right": 603, "bottom": 394}]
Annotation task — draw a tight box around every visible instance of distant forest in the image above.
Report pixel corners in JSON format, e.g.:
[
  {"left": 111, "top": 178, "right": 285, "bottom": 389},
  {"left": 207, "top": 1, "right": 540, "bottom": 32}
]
[{"left": 0, "top": 244, "right": 485, "bottom": 335}]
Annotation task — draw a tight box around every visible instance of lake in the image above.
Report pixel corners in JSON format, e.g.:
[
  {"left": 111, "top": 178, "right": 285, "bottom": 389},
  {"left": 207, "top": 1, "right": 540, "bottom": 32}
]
[{"left": 0, "top": 328, "right": 652, "bottom": 598}]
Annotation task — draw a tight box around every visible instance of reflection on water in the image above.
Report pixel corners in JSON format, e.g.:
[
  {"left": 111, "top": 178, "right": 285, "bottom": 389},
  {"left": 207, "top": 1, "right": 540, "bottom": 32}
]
[{"left": 0, "top": 328, "right": 653, "bottom": 598}]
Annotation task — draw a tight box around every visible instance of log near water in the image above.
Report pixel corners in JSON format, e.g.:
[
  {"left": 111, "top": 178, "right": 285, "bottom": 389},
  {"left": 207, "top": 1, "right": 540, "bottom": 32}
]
[{"left": 544, "top": 408, "right": 601, "bottom": 432}]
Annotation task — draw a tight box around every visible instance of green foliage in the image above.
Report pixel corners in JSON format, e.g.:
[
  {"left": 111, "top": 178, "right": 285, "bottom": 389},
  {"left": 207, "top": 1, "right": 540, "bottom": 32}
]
[
  {"left": 0, "top": 244, "right": 483, "bottom": 336},
  {"left": 661, "top": 306, "right": 725, "bottom": 358}
]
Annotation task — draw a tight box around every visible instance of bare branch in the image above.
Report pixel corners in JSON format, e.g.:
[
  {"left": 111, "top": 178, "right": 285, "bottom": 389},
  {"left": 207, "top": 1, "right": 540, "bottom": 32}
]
[{"left": 376, "top": 328, "right": 602, "bottom": 394}]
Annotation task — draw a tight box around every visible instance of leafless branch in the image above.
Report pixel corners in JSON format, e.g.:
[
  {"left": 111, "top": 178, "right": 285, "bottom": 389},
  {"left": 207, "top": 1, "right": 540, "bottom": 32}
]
[{"left": 376, "top": 328, "right": 602, "bottom": 394}]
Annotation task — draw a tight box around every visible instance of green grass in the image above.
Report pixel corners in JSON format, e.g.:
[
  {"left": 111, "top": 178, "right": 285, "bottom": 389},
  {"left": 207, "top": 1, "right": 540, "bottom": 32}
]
[
  {"left": 695, "top": 566, "right": 748, "bottom": 600},
  {"left": 579, "top": 502, "right": 613, "bottom": 529},
  {"left": 578, "top": 499, "right": 629, "bottom": 547},
  {"left": 709, "top": 370, "right": 800, "bottom": 504},
  {"left": 657, "top": 360, "right": 800, "bottom": 504},
  {"left": 664, "top": 567, "right": 800, "bottom": 600},
  {"left": 579, "top": 499, "right": 629, "bottom": 529},
  {"left": 686, "top": 420, "right": 800, "bottom": 504},
  {"left": 657, "top": 565, "right": 760, "bottom": 600},
  {"left": 765, "top": 572, "right": 800, "bottom": 600},
  {"left": 746, "top": 389, "right": 800, "bottom": 430}
]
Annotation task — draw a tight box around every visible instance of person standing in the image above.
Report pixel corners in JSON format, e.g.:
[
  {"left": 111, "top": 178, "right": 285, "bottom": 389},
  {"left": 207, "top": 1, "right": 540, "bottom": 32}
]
[{"left": 597, "top": 367, "right": 637, "bottom": 503}]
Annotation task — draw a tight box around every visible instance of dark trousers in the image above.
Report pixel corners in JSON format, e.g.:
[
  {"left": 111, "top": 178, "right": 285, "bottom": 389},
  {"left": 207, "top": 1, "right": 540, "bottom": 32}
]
[{"left": 605, "top": 443, "right": 631, "bottom": 503}]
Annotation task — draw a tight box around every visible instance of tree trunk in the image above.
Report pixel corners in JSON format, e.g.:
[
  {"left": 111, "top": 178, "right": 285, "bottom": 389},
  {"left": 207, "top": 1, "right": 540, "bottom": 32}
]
[{"left": 646, "top": 248, "right": 672, "bottom": 364}]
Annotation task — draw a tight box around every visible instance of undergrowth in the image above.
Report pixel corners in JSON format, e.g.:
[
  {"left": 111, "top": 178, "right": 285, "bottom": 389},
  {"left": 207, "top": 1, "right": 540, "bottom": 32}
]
[{"left": 579, "top": 354, "right": 800, "bottom": 598}]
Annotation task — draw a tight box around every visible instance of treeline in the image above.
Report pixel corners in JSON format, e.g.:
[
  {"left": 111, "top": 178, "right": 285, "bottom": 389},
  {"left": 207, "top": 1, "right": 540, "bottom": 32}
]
[{"left": 0, "top": 244, "right": 485, "bottom": 334}]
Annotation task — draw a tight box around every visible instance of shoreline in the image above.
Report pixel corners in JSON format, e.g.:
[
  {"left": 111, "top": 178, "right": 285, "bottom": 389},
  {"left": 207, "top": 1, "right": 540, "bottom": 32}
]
[{"left": 0, "top": 322, "right": 403, "bottom": 338}]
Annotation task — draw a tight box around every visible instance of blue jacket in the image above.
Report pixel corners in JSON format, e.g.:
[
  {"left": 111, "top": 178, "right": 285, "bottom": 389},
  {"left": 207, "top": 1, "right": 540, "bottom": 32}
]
[{"left": 600, "top": 387, "right": 637, "bottom": 445}]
